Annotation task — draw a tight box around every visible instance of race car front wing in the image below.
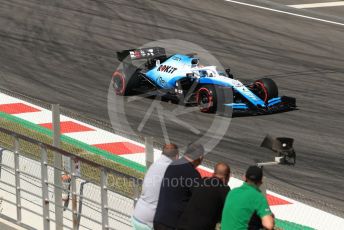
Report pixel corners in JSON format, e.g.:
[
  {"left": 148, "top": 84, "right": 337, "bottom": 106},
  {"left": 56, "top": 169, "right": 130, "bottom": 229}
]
[{"left": 224, "top": 96, "right": 296, "bottom": 115}]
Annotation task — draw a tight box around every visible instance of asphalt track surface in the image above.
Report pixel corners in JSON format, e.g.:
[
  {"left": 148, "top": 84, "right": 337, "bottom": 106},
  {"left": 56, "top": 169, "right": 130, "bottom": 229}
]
[{"left": 0, "top": 0, "right": 343, "bottom": 216}]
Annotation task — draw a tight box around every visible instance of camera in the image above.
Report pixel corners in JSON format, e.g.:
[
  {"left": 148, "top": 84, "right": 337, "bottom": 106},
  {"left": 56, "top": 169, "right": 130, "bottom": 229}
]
[{"left": 259, "top": 135, "right": 296, "bottom": 166}]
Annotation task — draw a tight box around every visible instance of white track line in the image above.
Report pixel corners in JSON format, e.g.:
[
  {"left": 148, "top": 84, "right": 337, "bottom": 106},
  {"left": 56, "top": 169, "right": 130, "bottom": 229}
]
[
  {"left": 224, "top": 0, "right": 344, "bottom": 27},
  {"left": 289, "top": 1, "right": 344, "bottom": 9}
]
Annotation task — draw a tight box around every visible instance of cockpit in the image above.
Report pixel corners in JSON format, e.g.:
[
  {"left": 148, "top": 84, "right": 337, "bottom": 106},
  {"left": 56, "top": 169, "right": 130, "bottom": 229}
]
[{"left": 191, "top": 66, "right": 220, "bottom": 78}]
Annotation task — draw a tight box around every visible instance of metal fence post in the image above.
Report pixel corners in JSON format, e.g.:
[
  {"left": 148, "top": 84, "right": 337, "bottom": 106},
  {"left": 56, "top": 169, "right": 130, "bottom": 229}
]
[
  {"left": 70, "top": 158, "right": 78, "bottom": 230},
  {"left": 261, "top": 176, "right": 267, "bottom": 196},
  {"left": 13, "top": 135, "right": 21, "bottom": 224},
  {"left": 52, "top": 104, "right": 63, "bottom": 230},
  {"left": 0, "top": 149, "right": 3, "bottom": 179},
  {"left": 100, "top": 169, "right": 109, "bottom": 230},
  {"left": 77, "top": 181, "right": 88, "bottom": 229},
  {"left": 41, "top": 144, "right": 50, "bottom": 230},
  {"left": 145, "top": 136, "right": 154, "bottom": 168},
  {"left": 133, "top": 179, "right": 140, "bottom": 207}
]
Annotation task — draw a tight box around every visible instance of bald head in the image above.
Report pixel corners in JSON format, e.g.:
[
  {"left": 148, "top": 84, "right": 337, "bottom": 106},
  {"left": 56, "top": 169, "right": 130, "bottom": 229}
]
[
  {"left": 214, "top": 162, "right": 230, "bottom": 184},
  {"left": 162, "top": 144, "right": 179, "bottom": 159}
]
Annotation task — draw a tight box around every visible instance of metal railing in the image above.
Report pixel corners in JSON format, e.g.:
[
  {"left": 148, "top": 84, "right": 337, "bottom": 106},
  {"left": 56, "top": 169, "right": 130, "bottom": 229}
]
[{"left": 0, "top": 127, "right": 142, "bottom": 230}]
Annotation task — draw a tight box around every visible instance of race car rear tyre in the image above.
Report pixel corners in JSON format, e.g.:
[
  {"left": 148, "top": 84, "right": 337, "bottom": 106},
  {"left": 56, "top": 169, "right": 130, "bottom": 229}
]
[
  {"left": 196, "top": 85, "right": 217, "bottom": 113},
  {"left": 254, "top": 78, "right": 278, "bottom": 102},
  {"left": 112, "top": 71, "right": 126, "bottom": 95}
]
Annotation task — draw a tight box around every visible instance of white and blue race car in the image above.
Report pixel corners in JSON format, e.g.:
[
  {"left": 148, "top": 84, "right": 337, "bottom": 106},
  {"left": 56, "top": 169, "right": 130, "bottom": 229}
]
[{"left": 112, "top": 47, "right": 296, "bottom": 115}]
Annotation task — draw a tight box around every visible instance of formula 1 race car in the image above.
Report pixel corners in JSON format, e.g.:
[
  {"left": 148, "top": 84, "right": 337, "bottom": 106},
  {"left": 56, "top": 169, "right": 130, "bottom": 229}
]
[{"left": 112, "top": 47, "right": 296, "bottom": 115}]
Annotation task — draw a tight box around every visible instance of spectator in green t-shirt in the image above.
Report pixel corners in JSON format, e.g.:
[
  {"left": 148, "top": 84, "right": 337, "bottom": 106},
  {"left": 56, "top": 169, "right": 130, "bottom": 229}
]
[{"left": 221, "top": 166, "right": 274, "bottom": 230}]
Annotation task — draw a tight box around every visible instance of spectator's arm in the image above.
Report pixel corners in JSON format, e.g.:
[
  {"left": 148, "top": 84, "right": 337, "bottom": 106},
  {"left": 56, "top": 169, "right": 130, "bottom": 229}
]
[
  {"left": 257, "top": 195, "right": 274, "bottom": 229},
  {"left": 261, "top": 214, "right": 274, "bottom": 230}
]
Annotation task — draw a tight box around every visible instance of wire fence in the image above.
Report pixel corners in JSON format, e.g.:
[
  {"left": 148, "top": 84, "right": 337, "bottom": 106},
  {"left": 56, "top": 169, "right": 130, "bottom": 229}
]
[{"left": 0, "top": 127, "right": 141, "bottom": 230}]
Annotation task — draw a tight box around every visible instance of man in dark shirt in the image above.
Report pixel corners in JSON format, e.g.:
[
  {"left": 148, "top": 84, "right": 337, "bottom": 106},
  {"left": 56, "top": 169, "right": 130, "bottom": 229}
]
[
  {"left": 177, "top": 162, "right": 231, "bottom": 230},
  {"left": 153, "top": 143, "right": 205, "bottom": 230}
]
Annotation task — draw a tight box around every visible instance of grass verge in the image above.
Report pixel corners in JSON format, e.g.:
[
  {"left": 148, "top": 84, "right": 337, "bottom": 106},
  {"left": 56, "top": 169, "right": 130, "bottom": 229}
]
[{"left": 0, "top": 111, "right": 144, "bottom": 197}]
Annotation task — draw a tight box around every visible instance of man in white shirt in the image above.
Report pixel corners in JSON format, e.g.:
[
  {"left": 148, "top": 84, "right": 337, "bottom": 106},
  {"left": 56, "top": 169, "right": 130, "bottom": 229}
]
[{"left": 133, "top": 144, "right": 179, "bottom": 230}]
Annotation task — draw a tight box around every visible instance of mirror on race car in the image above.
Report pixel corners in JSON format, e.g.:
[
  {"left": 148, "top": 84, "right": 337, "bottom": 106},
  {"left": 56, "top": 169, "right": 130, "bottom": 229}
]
[
  {"left": 225, "top": 68, "right": 233, "bottom": 79},
  {"left": 191, "top": 58, "right": 199, "bottom": 65}
]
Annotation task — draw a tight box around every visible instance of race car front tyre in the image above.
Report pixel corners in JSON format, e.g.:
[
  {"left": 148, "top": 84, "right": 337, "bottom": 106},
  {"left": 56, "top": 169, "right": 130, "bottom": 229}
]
[
  {"left": 196, "top": 85, "right": 217, "bottom": 113},
  {"left": 254, "top": 78, "right": 278, "bottom": 102}
]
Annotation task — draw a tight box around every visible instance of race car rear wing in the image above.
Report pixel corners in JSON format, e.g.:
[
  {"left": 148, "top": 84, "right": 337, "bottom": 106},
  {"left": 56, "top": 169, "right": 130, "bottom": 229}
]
[{"left": 117, "top": 47, "right": 166, "bottom": 62}]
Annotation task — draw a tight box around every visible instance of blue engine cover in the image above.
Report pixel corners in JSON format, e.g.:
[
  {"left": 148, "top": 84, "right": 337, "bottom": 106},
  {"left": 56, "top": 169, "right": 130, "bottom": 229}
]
[{"left": 146, "top": 54, "right": 194, "bottom": 89}]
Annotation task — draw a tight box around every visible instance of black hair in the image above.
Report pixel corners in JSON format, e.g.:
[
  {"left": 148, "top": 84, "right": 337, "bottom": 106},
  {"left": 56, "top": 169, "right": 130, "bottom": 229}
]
[{"left": 184, "top": 143, "right": 204, "bottom": 160}]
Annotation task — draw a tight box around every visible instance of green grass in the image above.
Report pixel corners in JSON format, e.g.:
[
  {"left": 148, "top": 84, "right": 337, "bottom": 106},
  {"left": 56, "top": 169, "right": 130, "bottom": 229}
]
[{"left": 275, "top": 219, "right": 315, "bottom": 230}]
